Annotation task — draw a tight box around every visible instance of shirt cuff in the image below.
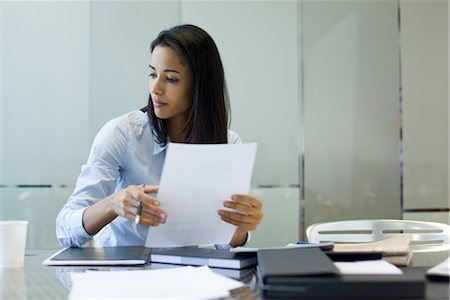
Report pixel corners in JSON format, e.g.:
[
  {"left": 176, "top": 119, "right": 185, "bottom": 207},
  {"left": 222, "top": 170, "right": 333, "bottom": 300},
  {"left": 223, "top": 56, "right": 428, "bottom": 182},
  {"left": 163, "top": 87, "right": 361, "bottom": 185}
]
[
  {"left": 72, "top": 207, "right": 93, "bottom": 247},
  {"left": 215, "top": 231, "right": 251, "bottom": 249}
]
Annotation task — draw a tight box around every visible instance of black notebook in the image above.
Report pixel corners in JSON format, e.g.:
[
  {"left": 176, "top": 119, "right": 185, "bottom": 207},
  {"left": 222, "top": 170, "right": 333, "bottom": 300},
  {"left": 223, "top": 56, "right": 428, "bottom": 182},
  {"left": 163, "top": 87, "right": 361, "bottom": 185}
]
[
  {"left": 43, "top": 246, "right": 257, "bottom": 269},
  {"left": 150, "top": 246, "right": 257, "bottom": 270},
  {"left": 43, "top": 246, "right": 152, "bottom": 266},
  {"left": 257, "top": 247, "right": 425, "bottom": 299},
  {"left": 257, "top": 247, "right": 339, "bottom": 283}
]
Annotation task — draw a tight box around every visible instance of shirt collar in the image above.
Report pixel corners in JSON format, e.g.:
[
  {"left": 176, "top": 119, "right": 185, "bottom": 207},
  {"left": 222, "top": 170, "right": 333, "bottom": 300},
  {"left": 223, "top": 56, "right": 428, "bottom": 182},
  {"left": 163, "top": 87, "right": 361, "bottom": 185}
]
[{"left": 153, "top": 139, "right": 167, "bottom": 155}]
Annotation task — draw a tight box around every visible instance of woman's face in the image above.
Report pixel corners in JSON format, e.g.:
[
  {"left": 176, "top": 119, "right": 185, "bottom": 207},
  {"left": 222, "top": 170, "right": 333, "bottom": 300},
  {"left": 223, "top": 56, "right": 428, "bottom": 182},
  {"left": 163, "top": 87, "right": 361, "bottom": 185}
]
[{"left": 149, "top": 45, "right": 194, "bottom": 127}]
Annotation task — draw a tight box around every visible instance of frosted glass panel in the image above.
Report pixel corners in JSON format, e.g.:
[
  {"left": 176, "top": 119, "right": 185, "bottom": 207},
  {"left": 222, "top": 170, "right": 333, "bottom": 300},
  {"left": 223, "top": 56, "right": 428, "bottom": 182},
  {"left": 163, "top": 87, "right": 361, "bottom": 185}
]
[
  {"left": 90, "top": 1, "right": 180, "bottom": 137},
  {"left": 181, "top": 0, "right": 300, "bottom": 186},
  {"left": 246, "top": 188, "right": 300, "bottom": 247},
  {"left": 0, "top": 187, "right": 73, "bottom": 250},
  {"left": 303, "top": 1, "right": 401, "bottom": 227},
  {"left": 401, "top": 0, "right": 449, "bottom": 210},
  {"left": 1, "top": 2, "right": 90, "bottom": 185},
  {"left": 403, "top": 212, "right": 450, "bottom": 225}
]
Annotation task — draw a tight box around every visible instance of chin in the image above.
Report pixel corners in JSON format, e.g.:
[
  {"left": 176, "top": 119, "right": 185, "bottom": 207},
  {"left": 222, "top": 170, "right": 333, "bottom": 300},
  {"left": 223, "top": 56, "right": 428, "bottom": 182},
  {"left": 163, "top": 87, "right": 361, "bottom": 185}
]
[{"left": 154, "top": 112, "right": 168, "bottom": 120}]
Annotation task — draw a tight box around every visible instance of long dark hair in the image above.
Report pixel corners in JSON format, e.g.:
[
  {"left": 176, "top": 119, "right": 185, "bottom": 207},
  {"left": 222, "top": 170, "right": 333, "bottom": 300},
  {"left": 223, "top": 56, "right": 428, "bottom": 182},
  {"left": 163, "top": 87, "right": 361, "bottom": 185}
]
[{"left": 144, "top": 24, "right": 230, "bottom": 145}]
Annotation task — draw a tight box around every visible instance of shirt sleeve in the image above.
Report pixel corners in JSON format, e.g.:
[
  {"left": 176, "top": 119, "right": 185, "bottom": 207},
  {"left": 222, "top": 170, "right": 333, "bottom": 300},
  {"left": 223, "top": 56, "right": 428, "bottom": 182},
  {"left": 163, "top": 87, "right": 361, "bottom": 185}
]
[
  {"left": 56, "top": 117, "right": 129, "bottom": 247},
  {"left": 227, "top": 130, "right": 242, "bottom": 144}
]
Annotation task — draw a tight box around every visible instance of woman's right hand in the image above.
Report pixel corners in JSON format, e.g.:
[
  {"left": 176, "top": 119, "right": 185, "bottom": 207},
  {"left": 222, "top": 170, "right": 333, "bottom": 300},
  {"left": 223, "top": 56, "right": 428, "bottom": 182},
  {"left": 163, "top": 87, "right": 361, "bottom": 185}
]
[{"left": 109, "top": 184, "right": 167, "bottom": 226}]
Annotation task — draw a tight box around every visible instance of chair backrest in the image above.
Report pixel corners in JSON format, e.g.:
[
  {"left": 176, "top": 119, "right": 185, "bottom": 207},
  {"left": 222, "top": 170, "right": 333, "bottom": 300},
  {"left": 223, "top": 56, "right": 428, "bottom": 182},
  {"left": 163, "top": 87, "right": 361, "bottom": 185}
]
[{"left": 306, "top": 219, "right": 450, "bottom": 252}]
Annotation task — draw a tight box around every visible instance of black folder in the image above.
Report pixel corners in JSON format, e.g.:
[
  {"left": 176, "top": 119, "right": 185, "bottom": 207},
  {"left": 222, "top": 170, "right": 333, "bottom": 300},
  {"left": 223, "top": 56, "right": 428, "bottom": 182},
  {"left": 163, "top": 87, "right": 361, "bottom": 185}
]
[
  {"left": 258, "top": 247, "right": 339, "bottom": 282},
  {"left": 257, "top": 247, "right": 426, "bottom": 299},
  {"left": 43, "top": 246, "right": 257, "bottom": 269},
  {"left": 43, "top": 246, "right": 152, "bottom": 266},
  {"left": 150, "top": 247, "right": 257, "bottom": 269}
]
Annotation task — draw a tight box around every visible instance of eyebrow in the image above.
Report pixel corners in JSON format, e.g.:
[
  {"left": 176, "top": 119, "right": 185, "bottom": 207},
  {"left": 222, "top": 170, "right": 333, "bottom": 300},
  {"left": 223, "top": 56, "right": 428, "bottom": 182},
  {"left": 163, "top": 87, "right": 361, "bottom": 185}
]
[{"left": 149, "top": 64, "right": 180, "bottom": 74}]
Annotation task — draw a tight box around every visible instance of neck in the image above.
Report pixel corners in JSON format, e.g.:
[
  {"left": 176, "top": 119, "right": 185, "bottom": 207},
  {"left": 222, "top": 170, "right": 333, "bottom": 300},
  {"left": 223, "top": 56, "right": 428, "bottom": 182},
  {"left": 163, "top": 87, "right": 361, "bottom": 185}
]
[{"left": 166, "top": 120, "right": 186, "bottom": 143}]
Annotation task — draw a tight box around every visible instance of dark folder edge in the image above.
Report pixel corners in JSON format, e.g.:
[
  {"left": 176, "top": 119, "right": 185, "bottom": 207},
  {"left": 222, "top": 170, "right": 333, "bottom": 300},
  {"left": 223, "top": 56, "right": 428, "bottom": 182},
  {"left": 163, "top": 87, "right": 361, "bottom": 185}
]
[
  {"left": 42, "top": 246, "right": 151, "bottom": 266},
  {"left": 149, "top": 246, "right": 257, "bottom": 269},
  {"left": 257, "top": 247, "right": 340, "bottom": 280},
  {"left": 257, "top": 266, "right": 426, "bottom": 299},
  {"left": 324, "top": 251, "right": 383, "bottom": 261},
  {"left": 43, "top": 246, "right": 257, "bottom": 268}
]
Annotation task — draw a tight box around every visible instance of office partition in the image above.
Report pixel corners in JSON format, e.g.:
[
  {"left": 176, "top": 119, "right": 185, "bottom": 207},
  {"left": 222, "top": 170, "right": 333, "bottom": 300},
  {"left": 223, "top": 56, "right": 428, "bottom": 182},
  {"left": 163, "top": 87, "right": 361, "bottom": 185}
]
[
  {"left": 400, "top": 0, "right": 449, "bottom": 214},
  {"left": 302, "top": 1, "right": 402, "bottom": 226}
]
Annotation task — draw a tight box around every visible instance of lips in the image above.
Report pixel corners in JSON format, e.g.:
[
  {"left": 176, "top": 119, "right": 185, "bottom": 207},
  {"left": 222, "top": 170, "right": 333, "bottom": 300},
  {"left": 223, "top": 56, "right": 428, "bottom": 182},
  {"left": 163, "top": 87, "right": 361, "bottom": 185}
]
[{"left": 152, "top": 100, "right": 167, "bottom": 108}]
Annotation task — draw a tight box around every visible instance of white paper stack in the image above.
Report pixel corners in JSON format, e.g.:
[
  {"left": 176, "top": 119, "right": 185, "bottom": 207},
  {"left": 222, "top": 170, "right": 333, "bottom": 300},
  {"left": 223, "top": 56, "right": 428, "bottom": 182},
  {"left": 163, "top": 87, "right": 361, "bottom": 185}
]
[
  {"left": 426, "top": 257, "right": 450, "bottom": 278},
  {"left": 68, "top": 266, "right": 244, "bottom": 300},
  {"left": 334, "top": 259, "right": 403, "bottom": 275}
]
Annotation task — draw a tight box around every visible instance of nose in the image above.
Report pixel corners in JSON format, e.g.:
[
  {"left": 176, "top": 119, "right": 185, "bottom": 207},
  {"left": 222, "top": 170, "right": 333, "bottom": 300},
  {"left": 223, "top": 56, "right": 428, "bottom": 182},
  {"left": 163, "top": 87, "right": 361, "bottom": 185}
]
[{"left": 150, "top": 76, "right": 164, "bottom": 95}]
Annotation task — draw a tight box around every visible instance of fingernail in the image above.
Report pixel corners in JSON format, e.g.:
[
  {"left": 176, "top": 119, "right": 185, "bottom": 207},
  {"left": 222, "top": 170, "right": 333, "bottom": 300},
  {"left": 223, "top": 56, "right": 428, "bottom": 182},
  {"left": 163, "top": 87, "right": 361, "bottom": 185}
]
[
  {"left": 218, "top": 210, "right": 224, "bottom": 215},
  {"left": 159, "top": 212, "right": 166, "bottom": 220},
  {"left": 223, "top": 201, "right": 230, "bottom": 207},
  {"left": 232, "top": 195, "right": 239, "bottom": 201}
]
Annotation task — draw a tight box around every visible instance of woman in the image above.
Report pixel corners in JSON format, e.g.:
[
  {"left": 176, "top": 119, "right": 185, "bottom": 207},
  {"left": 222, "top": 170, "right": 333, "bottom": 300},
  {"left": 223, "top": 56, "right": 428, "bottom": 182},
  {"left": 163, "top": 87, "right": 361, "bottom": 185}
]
[{"left": 56, "top": 24, "right": 263, "bottom": 248}]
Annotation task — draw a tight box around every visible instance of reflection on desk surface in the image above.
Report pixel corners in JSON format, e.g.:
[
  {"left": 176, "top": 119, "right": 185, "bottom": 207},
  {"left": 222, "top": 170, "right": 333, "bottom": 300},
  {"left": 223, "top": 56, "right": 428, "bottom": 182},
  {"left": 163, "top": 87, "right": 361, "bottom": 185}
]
[
  {"left": 1, "top": 250, "right": 449, "bottom": 300},
  {"left": 1, "top": 251, "right": 257, "bottom": 300},
  {"left": 2, "top": 252, "right": 67, "bottom": 300}
]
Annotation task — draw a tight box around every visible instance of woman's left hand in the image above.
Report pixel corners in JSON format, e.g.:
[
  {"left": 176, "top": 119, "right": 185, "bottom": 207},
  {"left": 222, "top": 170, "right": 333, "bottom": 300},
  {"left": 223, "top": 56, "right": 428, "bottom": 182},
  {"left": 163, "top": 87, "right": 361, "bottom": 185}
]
[{"left": 218, "top": 194, "right": 263, "bottom": 232}]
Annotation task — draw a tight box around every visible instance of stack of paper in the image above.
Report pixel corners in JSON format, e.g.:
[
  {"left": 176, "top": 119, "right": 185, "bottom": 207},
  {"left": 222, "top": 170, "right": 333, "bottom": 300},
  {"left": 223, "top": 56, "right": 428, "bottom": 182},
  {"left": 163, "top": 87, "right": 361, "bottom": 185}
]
[
  {"left": 334, "top": 259, "right": 403, "bottom": 275},
  {"left": 69, "top": 266, "right": 243, "bottom": 299},
  {"left": 426, "top": 257, "right": 450, "bottom": 278},
  {"left": 332, "top": 235, "right": 413, "bottom": 266}
]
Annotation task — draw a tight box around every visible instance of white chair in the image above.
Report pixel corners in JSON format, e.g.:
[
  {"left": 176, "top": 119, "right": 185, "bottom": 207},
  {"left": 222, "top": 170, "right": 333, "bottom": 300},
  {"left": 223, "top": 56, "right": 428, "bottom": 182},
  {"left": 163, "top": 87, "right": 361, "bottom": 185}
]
[{"left": 306, "top": 219, "right": 450, "bottom": 252}]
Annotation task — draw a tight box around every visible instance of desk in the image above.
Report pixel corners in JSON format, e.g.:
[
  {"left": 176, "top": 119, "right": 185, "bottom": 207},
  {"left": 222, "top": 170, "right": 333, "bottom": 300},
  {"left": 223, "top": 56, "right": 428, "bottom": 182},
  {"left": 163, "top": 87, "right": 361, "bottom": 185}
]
[
  {"left": 1, "top": 250, "right": 449, "bottom": 300},
  {"left": 1, "top": 251, "right": 256, "bottom": 300}
]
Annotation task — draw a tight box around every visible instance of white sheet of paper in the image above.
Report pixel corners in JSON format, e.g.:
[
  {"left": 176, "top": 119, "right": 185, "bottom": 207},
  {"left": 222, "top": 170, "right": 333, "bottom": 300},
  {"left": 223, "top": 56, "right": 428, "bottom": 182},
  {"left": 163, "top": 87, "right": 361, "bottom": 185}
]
[
  {"left": 427, "top": 257, "right": 450, "bottom": 277},
  {"left": 334, "top": 259, "right": 403, "bottom": 275},
  {"left": 68, "top": 266, "right": 244, "bottom": 300},
  {"left": 145, "top": 143, "right": 257, "bottom": 247}
]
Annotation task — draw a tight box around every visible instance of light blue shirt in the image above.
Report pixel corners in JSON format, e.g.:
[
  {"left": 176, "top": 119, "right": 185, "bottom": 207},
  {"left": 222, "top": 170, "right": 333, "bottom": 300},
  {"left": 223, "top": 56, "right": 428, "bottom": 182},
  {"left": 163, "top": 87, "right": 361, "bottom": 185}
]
[{"left": 56, "top": 110, "right": 242, "bottom": 247}]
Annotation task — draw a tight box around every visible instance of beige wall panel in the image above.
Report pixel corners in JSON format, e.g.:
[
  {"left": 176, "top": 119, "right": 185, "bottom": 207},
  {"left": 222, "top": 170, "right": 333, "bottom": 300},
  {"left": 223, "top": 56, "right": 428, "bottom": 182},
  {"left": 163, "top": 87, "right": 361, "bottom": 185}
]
[
  {"left": 303, "top": 1, "right": 401, "bottom": 227},
  {"left": 401, "top": 0, "right": 449, "bottom": 210}
]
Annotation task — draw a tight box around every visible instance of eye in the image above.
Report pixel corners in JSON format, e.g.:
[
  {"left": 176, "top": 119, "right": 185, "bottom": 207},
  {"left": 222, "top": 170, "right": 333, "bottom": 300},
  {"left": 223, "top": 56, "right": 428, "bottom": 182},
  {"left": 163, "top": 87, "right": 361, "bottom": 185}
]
[
  {"left": 149, "top": 72, "right": 157, "bottom": 79},
  {"left": 167, "top": 77, "right": 178, "bottom": 83}
]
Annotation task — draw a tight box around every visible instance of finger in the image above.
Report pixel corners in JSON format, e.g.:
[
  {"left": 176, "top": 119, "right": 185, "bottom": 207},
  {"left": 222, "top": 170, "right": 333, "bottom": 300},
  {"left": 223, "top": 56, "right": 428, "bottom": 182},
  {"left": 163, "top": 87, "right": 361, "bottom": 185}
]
[
  {"left": 139, "top": 213, "right": 162, "bottom": 226},
  {"left": 223, "top": 200, "right": 263, "bottom": 222},
  {"left": 223, "top": 201, "right": 254, "bottom": 215},
  {"left": 122, "top": 199, "right": 143, "bottom": 223},
  {"left": 219, "top": 215, "right": 256, "bottom": 231},
  {"left": 144, "top": 184, "right": 159, "bottom": 194},
  {"left": 140, "top": 207, "right": 168, "bottom": 226},
  {"left": 218, "top": 210, "right": 255, "bottom": 224},
  {"left": 141, "top": 196, "right": 160, "bottom": 207},
  {"left": 123, "top": 211, "right": 137, "bottom": 221},
  {"left": 127, "top": 185, "right": 160, "bottom": 206},
  {"left": 141, "top": 204, "right": 167, "bottom": 223},
  {"left": 123, "top": 199, "right": 141, "bottom": 216},
  {"left": 231, "top": 195, "right": 262, "bottom": 209}
]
